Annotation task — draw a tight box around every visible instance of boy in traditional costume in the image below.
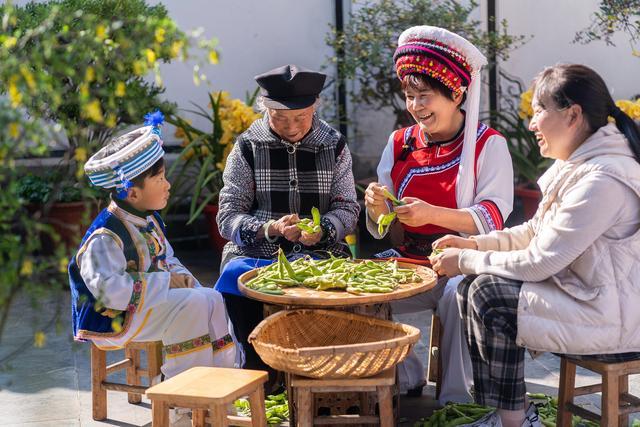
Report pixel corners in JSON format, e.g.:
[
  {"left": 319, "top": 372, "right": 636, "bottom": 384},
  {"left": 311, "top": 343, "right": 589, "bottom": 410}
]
[{"left": 69, "top": 112, "right": 239, "bottom": 380}]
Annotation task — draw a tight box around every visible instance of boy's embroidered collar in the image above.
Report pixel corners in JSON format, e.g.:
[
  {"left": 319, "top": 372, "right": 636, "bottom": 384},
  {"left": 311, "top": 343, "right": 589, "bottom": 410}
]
[{"left": 108, "top": 199, "right": 152, "bottom": 228}]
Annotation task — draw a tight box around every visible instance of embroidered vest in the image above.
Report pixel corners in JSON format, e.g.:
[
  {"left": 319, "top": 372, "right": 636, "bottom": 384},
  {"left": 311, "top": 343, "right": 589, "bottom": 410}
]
[{"left": 68, "top": 209, "right": 166, "bottom": 341}]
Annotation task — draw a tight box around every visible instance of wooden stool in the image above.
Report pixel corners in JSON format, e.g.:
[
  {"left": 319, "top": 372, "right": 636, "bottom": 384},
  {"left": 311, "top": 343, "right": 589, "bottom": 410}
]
[
  {"left": 557, "top": 356, "right": 640, "bottom": 427},
  {"left": 146, "top": 366, "right": 268, "bottom": 427},
  {"left": 91, "top": 340, "right": 163, "bottom": 420},
  {"left": 291, "top": 367, "right": 396, "bottom": 427},
  {"left": 427, "top": 313, "right": 443, "bottom": 399}
]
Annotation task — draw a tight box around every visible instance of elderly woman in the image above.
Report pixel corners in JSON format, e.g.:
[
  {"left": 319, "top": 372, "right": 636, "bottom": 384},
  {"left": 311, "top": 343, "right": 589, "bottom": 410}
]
[
  {"left": 432, "top": 64, "right": 640, "bottom": 427},
  {"left": 364, "top": 25, "right": 514, "bottom": 402},
  {"left": 214, "top": 64, "right": 360, "bottom": 374}
]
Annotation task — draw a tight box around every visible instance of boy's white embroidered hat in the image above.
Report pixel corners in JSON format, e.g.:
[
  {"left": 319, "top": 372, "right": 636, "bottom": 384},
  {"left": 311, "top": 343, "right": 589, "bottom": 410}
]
[{"left": 85, "top": 111, "right": 165, "bottom": 198}]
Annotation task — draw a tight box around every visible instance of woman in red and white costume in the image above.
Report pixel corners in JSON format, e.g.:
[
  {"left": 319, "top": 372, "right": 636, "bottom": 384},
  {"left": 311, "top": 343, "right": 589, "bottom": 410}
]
[{"left": 364, "top": 25, "right": 513, "bottom": 403}]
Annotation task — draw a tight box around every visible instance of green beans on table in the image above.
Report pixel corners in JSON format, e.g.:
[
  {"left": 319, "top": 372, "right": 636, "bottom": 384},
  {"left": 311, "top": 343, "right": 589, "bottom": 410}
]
[{"left": 245, "top": 249, "right": 423, "bottom": 295}]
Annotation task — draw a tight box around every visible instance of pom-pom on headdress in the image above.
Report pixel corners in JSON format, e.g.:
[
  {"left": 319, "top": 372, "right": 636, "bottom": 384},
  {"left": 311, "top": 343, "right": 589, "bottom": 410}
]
[
  {"left": 85, "top": 110, "right": 165, "bottom": 199},
  {"left": 394, "top": 26, "right": 488, "bottom": 208}
]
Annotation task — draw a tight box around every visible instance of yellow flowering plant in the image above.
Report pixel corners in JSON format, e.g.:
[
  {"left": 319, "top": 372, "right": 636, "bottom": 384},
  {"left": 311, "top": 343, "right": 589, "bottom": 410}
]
[
  {"left": 0, "top": 99, "right": 69, "bottom": 346},
  {"left": 167, "top": 90, "right": 261, "bottom": 224},
  {"left": 0, "top": 0, "right": 219, "bottom": 207},
  {"left": 491, "top": 89, "right": 553, "bottom": 186}
]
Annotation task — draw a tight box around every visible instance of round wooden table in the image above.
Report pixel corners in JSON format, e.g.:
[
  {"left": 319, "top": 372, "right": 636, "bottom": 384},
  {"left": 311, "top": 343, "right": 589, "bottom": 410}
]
[
  {"left": 238, "top": 260, "right": 438, "bottom": 425},
  {"left": 237, "top": 260, "right": 438, "bottom": 307}
]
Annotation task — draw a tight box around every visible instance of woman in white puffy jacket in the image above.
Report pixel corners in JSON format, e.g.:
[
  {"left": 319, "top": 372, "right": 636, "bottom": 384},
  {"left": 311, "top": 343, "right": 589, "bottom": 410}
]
[{"left": 431, "top": 64, "right": 640, "bottom": 427}]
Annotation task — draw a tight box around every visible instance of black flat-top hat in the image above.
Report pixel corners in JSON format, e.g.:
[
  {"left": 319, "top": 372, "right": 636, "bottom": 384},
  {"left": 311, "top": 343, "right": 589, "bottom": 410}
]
[{"left": 255, "top": 64, "right": 326, "bottom": 110}]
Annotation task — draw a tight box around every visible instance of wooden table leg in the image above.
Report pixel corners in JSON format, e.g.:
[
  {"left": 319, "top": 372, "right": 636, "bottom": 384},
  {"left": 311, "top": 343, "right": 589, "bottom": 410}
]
[
  {"left": 296, "top": 387, "right": 313, "bottom": 427},
  {"left": 249, "top": 385, "right": 267, "bottom": 427},
  {"left": 210, "top": 403, "right": 228, "bottom": 427},
  {"left": 192, "top": 408, "right": 206, "bottom": 427},
  {"left": 377, "top": 385, "right": 394, "bottom": 427},
  {"left": 287, "top": 371, "right": 297, "bottom": 427},
  {"left": 152, "top": 400, "right": 169, "bottom": 427}
]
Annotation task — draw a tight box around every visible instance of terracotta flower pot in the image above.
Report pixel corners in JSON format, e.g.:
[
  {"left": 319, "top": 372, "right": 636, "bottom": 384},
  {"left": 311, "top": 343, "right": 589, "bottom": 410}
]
[
  {"left": 514, "top": 184, "right": 542, "bottom": 220},
  {"left": 202, "top": 204, "right": 228, "bottom": 253},
  {"left": 28, "top": 201, "right": 100, "bottom": 253}
]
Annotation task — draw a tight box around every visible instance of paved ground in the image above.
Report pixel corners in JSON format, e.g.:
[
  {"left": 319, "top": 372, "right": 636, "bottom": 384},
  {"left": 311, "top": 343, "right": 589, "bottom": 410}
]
[{"left": 1, "top": 246, "right": 638, "bottom": 426}]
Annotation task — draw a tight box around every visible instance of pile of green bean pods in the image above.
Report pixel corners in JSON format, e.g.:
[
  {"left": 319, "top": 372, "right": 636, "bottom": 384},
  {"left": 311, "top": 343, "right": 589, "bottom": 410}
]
[
  {"left": 234, "top": 391, "right": 289, "bottom": 425},
  {"left": 415, "top": 395, "right": 602, "bottom": 427},
  {"left": 245, "top": 249, "right": 422, "bottom": 295},
  {"left": 414, "top": 403, "right": 494, "bottom": 427}
]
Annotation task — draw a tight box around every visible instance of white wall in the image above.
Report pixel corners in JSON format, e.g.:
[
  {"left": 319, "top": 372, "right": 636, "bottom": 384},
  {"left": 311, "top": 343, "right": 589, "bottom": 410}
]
[
  {"left": 151, "top": 0, "right": 338, "bottom": 144},
  {"left": 498, "top": 0, "right": 640, "bottom": 100},
  {"left": 13, "top": 0, "right": 640, "bottom": 176}
]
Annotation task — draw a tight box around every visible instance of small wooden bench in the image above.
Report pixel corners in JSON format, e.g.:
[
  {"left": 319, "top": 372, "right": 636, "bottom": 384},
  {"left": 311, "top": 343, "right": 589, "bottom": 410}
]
[
  {"left": 291, "top": 367, "right": 396, "bottom": 427},
  {"left": 146, "top": 366, "right": 268, "bottom": 427},
  {"left": 91, "top": 341, "right": 163, "bottom": 420},
  {"left": 558, "top": 356, "right": 640, "bottom": 427}
]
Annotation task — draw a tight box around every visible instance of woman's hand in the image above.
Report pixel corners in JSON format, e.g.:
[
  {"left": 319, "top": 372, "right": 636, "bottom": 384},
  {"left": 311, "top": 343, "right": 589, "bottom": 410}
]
[
  {"left": 364, "top": 182, "right": 390, "bottom": 221},
  {"left": 429, "top": 248, "right": 462, "bottom": 277},
  {"left": 269, "top": 214, "right": 302, "bottom": 242},
  {"left": 432, "top": 235, "right": 478, "bottom": 250},
  {"left": 394, "top": 197, "right": 435, "bottom": 227},
  {"left": 299, "top": 229, "right": 322, "bottom": 246}
]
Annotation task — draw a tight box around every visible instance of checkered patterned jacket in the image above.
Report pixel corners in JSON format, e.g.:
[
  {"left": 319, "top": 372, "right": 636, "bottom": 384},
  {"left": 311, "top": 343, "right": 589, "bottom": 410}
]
[{"left": 217, "top": 113, "right": 360, "bottom": 263}]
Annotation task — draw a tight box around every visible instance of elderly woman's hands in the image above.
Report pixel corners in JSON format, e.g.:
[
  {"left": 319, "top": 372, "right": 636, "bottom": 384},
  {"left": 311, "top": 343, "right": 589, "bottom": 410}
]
[
  {"left": 364, "top": 182, "right": 391, "bottom": 222},
  {"left": 299, "top": 229, "right": 323, "bottom": 246},
  {"left": 268, "top": 214, "right": 302, "bottom": 242}
]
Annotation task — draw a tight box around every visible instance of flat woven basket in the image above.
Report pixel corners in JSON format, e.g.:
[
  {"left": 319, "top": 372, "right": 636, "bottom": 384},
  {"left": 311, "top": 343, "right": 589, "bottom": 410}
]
[{"left": 248, "top": 309, "right": 420, "bottom": 379}]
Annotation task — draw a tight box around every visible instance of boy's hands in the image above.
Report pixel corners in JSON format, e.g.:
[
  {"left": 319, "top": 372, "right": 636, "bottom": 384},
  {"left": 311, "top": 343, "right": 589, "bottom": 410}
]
[{"left": 169, "top": 273, "right": 195, "bottom": 289}]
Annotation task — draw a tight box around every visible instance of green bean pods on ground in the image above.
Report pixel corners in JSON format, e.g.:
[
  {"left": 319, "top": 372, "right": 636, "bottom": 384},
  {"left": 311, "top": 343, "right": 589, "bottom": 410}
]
[
  {"left": 413, "top": 402, "right": 494, "bottom": 427},
  {"left": 245, "top": 249, "right": 422, "bottom": 295},
  {"left": 234, "top": 391, "right": 289, "bottom": 425},
  {"left": 526, "top": 393, "right": 599, "bottom": 427},
  {"left": 414, "top": 396, "right": 602, "bottom": 427}
]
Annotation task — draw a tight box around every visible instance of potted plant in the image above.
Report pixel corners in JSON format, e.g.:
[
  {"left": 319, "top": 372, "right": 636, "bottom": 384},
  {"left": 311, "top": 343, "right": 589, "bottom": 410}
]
[
  {"left": 0, "top": 0, "right": 220, "bottom": 240},
  {"left": 17, "top": 173, "right": 107, "bottom": 251},
  {"left": 168, "top": 90, "right": 261, "bottom": 252},
  {"left": 492, "top": 89, "right": 552, "bottom": 219},
  {"left": 325, "top": 0, "right": 525, "bottom": 128}
]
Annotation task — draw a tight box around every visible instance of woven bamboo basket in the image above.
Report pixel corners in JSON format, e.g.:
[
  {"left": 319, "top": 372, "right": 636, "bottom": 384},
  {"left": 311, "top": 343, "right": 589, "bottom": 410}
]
[{"left": 248, "top": 309, "right": 420, "bottom": 379}]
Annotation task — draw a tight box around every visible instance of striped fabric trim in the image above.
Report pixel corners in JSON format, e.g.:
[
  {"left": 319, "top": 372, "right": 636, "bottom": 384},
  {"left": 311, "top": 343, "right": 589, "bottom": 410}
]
[
  {"left": 398, "top": 156, "right": 461, "bottom": 197},
  {"left": 164, "top": 334, "right": 212, "bottom": 359},
  {"left": 87, "top": 142, "right": 163, "bottom": 188},
  {"left": 90, "top": 141, "right": 160, "bottom": 181},
  {"left": 468, "top": 200, "right": 503, "bottom": 233},
  {"left": 212, "top": 334, "right": 234, "bottom": 352}
]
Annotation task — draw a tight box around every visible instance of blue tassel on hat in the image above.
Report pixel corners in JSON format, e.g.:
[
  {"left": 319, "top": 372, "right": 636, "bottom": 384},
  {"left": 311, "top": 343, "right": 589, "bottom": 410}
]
[
  {"left": 144, "top": 110, "right": 165, "bottom": 137},
  {"left": 114, "top": 166, "right": 134, "bottom": 200}
]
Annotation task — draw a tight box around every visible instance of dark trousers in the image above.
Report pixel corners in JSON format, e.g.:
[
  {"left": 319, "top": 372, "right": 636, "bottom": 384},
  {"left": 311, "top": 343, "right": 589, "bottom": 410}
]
[
  {"left": 457, "top": 274, "right": 640, "bottom": 410},
  {"left": 222, "top": 292, "right": 276, "bottom": 379}
]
